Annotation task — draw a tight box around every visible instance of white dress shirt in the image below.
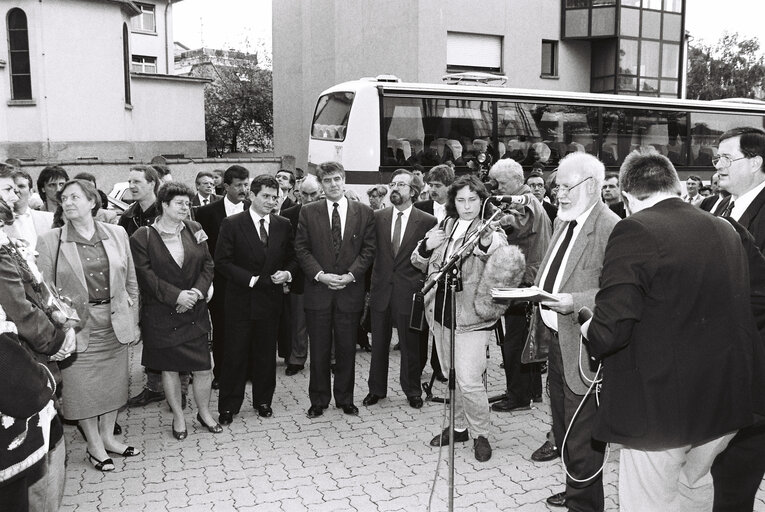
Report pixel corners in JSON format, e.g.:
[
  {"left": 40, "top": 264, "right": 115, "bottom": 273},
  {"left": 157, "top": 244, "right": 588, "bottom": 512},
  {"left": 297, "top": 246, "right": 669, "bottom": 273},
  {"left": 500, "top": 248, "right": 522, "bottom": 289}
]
[
  {"left": 246, "top": 210, "right": 291, "bottom": 287},
  {"left": 325, "top": 196, "right": 349, "bottom": 238},
  {"left": 538, "top": 203, "right": 597, "bottom": 332},
  {"left": 390, "top": 205, "right": 412, "bottom": 248},
  {"left": 433, "top": 201, "right": 447, "bottom": 224},
  {"left": 198, "top": 193, "right": 212, "bottom": 206},
  {"left": 224, "top": 196, "right": 245, "bottom": 217},
  {"left": 730, "top": 180, "right": 765, "bottom": 222}
]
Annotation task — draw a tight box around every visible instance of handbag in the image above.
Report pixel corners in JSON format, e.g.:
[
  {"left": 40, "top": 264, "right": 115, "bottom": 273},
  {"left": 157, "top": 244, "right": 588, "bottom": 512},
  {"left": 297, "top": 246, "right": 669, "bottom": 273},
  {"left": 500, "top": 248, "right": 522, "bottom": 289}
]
[{"left": 521, "top": 303, "right": 554, "bottom": 364}]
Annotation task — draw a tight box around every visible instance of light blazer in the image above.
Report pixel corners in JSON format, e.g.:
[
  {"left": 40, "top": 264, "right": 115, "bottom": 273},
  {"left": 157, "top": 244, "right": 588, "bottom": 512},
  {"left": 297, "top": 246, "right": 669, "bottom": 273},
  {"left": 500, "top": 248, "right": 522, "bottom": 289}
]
[
  {"left": 29, "top": 209, "right": 54, "bottom": 235},
  {"left": 534, "top": 200, "right": 619, "bottom": 395},
  {"left": 36, "top": 222, "right": 140, "bottom": 352},
  {"left": 369, "top": 206, "right": 437, "bottom": 313},
  {"left": 295, "top": 199, "right": 376, "bottom": 312}
]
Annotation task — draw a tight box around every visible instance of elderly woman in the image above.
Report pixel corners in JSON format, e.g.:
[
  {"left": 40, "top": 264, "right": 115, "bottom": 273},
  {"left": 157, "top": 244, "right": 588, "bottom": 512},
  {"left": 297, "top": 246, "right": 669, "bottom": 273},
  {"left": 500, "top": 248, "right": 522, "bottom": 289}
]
[
  {"left": 411, "top": 175, "right": 524, "bottom": 463},
  {"left": 129, "top": 182, "right": 220, "bottom": 440},
  {"left": 36, "top": 179, "right": 141, "bottom": 472}
]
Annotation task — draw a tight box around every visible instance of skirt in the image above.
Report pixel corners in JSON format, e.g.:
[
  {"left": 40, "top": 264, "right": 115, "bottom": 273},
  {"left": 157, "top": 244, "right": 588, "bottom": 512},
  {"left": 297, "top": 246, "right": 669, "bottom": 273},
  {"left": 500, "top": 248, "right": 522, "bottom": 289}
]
[
  {"left": 60, "top": 304, "right": 128, "bottom": 421},
  {"left": 142, "top": 333, "right": 211, "bottom": 372}
]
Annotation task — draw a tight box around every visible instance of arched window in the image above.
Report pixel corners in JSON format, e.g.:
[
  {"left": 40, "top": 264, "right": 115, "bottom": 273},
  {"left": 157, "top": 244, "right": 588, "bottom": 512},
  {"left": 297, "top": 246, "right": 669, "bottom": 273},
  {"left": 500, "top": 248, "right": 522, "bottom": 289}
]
[
  {"left": 7, "top": 8, "right": 32, "bottom": 100},
  {"left": 122, "top": 23, "right": 131, "bottom": 105}
]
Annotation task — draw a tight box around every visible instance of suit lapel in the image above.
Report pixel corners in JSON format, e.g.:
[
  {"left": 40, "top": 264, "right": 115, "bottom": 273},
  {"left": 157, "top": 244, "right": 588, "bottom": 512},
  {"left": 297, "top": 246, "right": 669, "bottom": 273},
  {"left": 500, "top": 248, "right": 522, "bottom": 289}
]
[
  {"left": 396, "top": 208, "right": 420, "bottom": 262},
  {"left": 60, "top": 224, "right": 88, "bottom": 292},
  {"left": 559, "top": 203, "right": 602, "bottom": 288},
  {"left": 342, "top": 201, "right": 360, "bottom": 250},
  {"left": 380, "top": 207, "right": 393, "bottom": 257},
  {"left": 100, "top": 226, "right": 124, "bottom": 298},
  {"left": 240, "top": 211, "right": 266, "bottom": 259},
  {"left": 738, "top": 187, "right": 765, "bottom": 228},
  {"left": 179, "top": 225, "right": 198, "bottom": 272}
]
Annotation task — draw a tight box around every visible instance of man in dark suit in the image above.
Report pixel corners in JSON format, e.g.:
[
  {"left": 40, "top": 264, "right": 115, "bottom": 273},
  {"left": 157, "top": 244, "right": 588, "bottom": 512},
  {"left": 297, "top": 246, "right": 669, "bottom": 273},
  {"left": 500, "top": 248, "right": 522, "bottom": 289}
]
[
  {"left": 280, "top": 175, "right": 322, "bottom": 376},
  {"left": 192, "top": 171, "right": 222, "bottom": 207},
  {"left": 584, "top": 149, "right": 764, "bottom": 510},
  {"left": 193, "top": 165, "right": 250, "bottom": 389},
  {"left": 214, "top": 174, "right": 297, "bottom": 424},
  {"left": 363, "top": 169, "right": 436, "bottom": 409},
  {"left": 532, "top": 153, "right": 619, "bottom": 510},
  {"left": 601, "top": 172, "right": 626, "bottom": 219},
  {"left": 276, "top": 169, "right": 296, "bottom": 213},
  {"left": 709, "top": 126, "right": 765, "bottom": 511},
  {"left": 526, "top": 171, "right": 557, "bottom": 223},
  {"left": 295, "top": 161, "right": 376, "bottom": 418}
]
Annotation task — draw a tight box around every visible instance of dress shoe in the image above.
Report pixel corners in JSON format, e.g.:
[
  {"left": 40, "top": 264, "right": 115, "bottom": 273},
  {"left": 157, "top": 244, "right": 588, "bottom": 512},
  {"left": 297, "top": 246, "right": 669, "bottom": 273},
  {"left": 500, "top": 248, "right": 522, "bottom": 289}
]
[
  {"left": 337, "top": 403, "right": 359, "bottom": 415},
  {"left": 211, "top": 378, "right": 220, "bottom": 390},
  {"left": 86, "top": 452, "right": 115, "bottom": 472},
  {"left": 196, "top": 413, "right": 223, "bottom": 433},
  {"left": 306, "top": 405, "right": 326, "bottom": 418},
  {"left": 127, "top": 388, "right": 165, "bottom": 408},
  {"left": 256, "top": 404, "right": 273, "bottom": 418},
  {"left": 285, "top": 364, "right": 304, "bottom": 376},
  {"left": 429, "top": 427, "right": 470, "bottom": 447},
  {"left": 106, "top": 446, "right": 140, "bottom": 457},
  {"left": 113, "top": 422, "right": 122, "bottom": 436},
  {"left": 362, "top": 393, "right": 382, "bottom": 406},
  {"left": 408, "top": 396, "right": 424, "bottom": 409},
  {"left": 531, "top": 440, "right": 559, "bottom": 462},
  {"left": 172, "top": 420, "right": 187, "bottom": 441},
  {"left": 532, "top": 394, "right": 543, "bottom": 403},
  {"left": 358, "top": 340, "right": 372, "bottom": 352},
  {"left": 546, "top": 491, "right": 566, "bottom": 507},
  {"left": 433, "top": 371, "right": 448, "bottom": 383},
  {"left": 474, "top": 436, "right": 492, "bottom": 462},
  {"left": 491, "top": 398, "right": 531, "bottom": 413},
  {"left": 218, "top": 411, "right": 234, "bottom": 425}
]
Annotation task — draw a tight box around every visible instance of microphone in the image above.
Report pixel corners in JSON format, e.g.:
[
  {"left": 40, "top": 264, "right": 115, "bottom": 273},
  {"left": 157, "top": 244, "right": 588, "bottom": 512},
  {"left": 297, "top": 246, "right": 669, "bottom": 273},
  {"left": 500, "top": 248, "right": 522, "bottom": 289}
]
[
  {"left": 577, "top": 306, "right": 593, "bottom": 325},
  {"left": 490, "top": 194, "right": 531, "bottom": 206}
]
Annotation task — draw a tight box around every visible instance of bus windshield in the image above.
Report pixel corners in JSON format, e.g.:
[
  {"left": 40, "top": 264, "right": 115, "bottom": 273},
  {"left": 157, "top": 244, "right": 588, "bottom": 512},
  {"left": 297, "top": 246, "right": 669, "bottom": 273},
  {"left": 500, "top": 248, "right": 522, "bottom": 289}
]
[{"left": 312, "top": 91, "right": 354, "bottom": 141}]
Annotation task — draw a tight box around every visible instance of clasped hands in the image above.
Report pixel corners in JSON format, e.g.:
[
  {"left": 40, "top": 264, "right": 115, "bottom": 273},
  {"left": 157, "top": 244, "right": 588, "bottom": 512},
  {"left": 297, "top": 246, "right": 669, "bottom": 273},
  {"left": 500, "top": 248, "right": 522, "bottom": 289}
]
[
  {"left": 176, "top": 289, "right": 201, "bottom": 313},
  {"left": 318, "top": 272, "right": 354, "bottom": 290}
]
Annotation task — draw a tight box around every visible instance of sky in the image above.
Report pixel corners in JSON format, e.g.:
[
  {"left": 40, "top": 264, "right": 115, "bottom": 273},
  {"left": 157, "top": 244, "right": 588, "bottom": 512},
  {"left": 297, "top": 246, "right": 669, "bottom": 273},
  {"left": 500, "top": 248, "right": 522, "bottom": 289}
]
[{"left": 172, "top": 0, "right": 764, "bottom": 59}]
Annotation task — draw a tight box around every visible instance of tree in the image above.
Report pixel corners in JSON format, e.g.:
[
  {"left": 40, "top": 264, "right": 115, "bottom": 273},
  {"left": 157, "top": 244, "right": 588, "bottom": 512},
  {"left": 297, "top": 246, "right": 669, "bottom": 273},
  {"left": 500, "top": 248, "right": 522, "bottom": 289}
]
[
  {"left": 687, "top": 33, "right": 765, "bottom": 100},
  {"left": 203, "top": 59, "right": 273, "bottom": 156}
]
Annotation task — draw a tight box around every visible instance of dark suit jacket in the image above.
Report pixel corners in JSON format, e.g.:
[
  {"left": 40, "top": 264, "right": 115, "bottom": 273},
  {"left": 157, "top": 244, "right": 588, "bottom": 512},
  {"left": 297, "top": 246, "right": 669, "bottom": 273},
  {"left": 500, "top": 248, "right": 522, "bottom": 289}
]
[
  {"left": 215, "top": 211, "right": 297, "bottom": 320},
  {"left": 369, "top": 206, "right": 436, "bottom": 313},
  {"left": 295, "top": 199, "right": 376, "bottom": 313},
  {"left": 716, "top": 188, "right": 765, "bottom": 252},
  {"left": 699, "top": 193, "right": 719, "bottom": 212},
  {"left": 588, "top": 198, "right": 764, "bottom": 449},
  {"left": 191, "top": 194, "right": 222, "bottom": 207},
  {"left": 608, "top": 201, "right": 626, "bottom": 219},
  {"left": 542, "top": 200, "right": 558, "bottom": 223},
  {"left": 193, "top": 199, "right": 251, "bottom": 259},
  {"left": 280, "top": 204, "right": 305, "bottom": 294},
  {"left": 129, "top": 220, "right": 214, "bottom": 349},
  {"left": 413, "top": 199, "right": 434, "bottom": 216}
]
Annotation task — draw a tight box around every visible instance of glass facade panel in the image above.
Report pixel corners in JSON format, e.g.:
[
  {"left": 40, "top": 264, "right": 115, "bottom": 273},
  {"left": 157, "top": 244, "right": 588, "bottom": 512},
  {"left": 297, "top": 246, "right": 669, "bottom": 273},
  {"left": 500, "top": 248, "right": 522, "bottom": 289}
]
[
  {"left": 565, "top": 9, "right": 589, "bottom": 37},
  {"left": 663, "top": 13, "right": 682, "bottom": 42},
  {"left": 620, "top": 7, "right": 640, "bottom": 37},
  {"left": 593, "top": 0, "right": 617, "bottom": 5},
  {"left": 640, "top": 78, "right": 659, "bottom": 94},
  {"left": 664, "top": 0, "right": 682, "bottom": 11},
  {"left": 660, "top": 79, "right": 678, "bottom": 95},
  {"left": 641, "top": 10, "right": 661, "bottom": 39},
  {"left": 641, "top": 40, "right": 660, "bottom": 77},
  {"left": 592, "top": 39, "right": 617, "bottom": 77},
  {"left": 602, "top": 109, "right": 687, "bottom": 165},
  {"left": 643, "top": 0, "right": 663, "bottom": 9},
  {"left": 591, "top": 7, "right": 616, "bottom": 36},
  {"left": 619, "top": 39, "right": 638, "bottom": 75},
  {"left": 661, "top": 43, "right": 680, "bottom": 78},
  {"left": 621, "top": 0, "right": 640, "bottom": 5},
  {"left": 566, "top": 0, "right": 589, "bottom": 7}
]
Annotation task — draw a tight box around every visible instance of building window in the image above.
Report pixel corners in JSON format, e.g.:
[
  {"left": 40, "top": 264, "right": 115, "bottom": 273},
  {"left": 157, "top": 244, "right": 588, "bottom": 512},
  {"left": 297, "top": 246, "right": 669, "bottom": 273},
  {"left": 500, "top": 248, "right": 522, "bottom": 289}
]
[
  {"left": 541, "top": 40, "right": 558, "bottom": 77},
  {"left": 446, "top": 32, "right": 502, "bottom": 73},
  {"left": 123, "top": 24, "right": 131, "bottom": 105},
  {"left": 131, "top": 55, "right": 157, "bottom": 74},
  {"left": 7, "top": 8, "right": 32, "bottom": 100},
  {"left": 132, "top": 3, "right": 156, "bottom": 33}
]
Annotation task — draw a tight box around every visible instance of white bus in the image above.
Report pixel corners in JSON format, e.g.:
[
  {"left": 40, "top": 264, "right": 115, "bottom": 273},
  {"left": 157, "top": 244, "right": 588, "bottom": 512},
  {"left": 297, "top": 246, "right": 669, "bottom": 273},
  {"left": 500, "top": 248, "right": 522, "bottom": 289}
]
[{"left": 308, "top": 75, "right": 765, "bottom": 194}]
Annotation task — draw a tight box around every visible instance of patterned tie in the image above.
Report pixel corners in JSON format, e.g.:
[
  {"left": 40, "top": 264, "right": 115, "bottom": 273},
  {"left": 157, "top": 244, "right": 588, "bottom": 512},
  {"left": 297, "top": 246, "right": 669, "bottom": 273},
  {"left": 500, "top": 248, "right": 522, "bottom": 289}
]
[
  {"left": 259, "top": 218, "right": 268, "bottom": 246},
  {"left": 331, "top": 203, "right": 342, "bottom": 254},
  {"left": 203, "top": 198, "right": 209, "bottom": 206},
  {"left": 392, "top": 211, "right": 403, "bottom": 256},
  {"left": 542, "top": 220, "right": 578, "bottom": 293},
  {"left": 720, "top": 200, "right": 735, "bottom": 218}
]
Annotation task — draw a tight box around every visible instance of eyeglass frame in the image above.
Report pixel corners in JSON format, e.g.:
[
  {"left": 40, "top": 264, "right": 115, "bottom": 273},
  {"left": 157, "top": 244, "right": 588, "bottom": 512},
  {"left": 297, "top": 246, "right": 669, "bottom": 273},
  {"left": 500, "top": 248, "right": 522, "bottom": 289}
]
[
  {"left": 388, "top": 181, "right": 411, "bottom": 189},
  {"left": 712, "top": 154, "right": 748, "bottom": 169},
  {"left": 556, "top": 176, "right": 592, "bottom": 195}
]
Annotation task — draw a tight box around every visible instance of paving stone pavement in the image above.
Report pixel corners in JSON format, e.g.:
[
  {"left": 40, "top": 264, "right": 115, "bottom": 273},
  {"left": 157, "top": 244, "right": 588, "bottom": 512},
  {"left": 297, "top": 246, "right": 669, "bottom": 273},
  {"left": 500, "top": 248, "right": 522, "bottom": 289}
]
[{"left": 61, "top": 337, "right": 765, "bottom": 511}]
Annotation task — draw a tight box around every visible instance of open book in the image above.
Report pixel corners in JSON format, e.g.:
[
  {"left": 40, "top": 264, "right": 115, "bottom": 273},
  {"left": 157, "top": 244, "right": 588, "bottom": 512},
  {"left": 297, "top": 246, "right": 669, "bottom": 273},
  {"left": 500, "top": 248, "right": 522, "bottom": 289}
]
[{"left": 491, "top": 286, "right": 560, "bottom": 303}]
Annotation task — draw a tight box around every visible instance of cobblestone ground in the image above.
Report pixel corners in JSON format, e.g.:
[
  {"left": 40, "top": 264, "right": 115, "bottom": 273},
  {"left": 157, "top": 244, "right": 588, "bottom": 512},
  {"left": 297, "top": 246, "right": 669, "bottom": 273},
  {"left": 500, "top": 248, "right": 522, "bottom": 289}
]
[{"left": 61, "top": 337, "right": 765, "bottom": 511}]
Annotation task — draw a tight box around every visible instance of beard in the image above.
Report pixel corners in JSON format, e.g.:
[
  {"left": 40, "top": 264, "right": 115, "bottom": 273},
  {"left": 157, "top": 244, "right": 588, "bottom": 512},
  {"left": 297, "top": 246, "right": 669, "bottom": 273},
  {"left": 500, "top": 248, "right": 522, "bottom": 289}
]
[{"left": 390, "top": 191, "right": 405, "bottom": 206}]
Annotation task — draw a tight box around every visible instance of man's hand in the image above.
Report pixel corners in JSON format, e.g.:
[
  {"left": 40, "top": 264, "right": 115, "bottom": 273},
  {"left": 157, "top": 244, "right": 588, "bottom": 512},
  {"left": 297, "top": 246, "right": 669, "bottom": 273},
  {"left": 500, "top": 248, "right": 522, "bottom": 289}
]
[
  {"left": 50, "top": 328, "right": 76, "bottom": 362},
  {"left": 541, "top": 293, "right": 574, "bottom": 314},
  {"left": 271, "top": 270, "right": 290, "bottom": 284},
  {"left": 176, "top": 290, "right": 198, "bottom": 310},
  {"left": 330, "top": 273, "right": 354, "bottom": 290}
]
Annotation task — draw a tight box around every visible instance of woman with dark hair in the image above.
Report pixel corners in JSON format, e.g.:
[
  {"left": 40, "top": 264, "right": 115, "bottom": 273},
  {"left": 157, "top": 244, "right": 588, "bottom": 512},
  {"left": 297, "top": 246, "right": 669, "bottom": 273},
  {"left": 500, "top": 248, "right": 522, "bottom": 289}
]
[
  {"left": 129, "top": 182, "right": 220, "bottom": 440},
  {"left": 36, "top": 179, "right": 141, "bottom": 472},
  {"left": 36, "top": 166, "right": 69, "bottom": 213},
  {"left": 411, "top": 175, "right": 524, "bottom": 463}
]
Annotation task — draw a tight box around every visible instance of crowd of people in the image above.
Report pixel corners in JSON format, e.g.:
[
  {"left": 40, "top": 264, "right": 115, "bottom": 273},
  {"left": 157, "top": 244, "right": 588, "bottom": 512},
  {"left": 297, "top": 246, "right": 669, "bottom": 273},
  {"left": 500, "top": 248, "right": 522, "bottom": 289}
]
[{"left": 1, "top": 127, "right": 765, "bottom": 512}]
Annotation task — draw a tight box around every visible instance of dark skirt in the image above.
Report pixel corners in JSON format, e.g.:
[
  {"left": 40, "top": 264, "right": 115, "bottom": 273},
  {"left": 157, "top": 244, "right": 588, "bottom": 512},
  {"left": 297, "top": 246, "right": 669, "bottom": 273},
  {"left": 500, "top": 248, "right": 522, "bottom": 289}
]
[{"left": 142, "top": 333, "right": 211, "bottom": 372}]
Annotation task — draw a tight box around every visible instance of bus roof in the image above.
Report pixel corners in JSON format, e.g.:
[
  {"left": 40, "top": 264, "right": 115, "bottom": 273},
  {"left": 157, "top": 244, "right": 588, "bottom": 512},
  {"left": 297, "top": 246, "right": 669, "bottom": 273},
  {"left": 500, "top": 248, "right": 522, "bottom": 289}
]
[{"left": 321, "top": 78, "right": 765, "bottom": 115}]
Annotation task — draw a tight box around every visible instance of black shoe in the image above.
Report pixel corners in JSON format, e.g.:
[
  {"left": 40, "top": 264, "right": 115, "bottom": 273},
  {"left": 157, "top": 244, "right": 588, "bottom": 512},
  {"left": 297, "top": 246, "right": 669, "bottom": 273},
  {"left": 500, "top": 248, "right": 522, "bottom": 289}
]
[
  {"left": 358, "top": 339, "right": 372, "bottom": 352},
  {"left": 531, "top": 440, "right": 559, "bottom": 462},
  {"left": 337, "top": 403, "right": 359, "bottom": 415},
  {"left": 285, "top": 364, "right": 304, "bottom": 376},
  {"left": 306, "top": 405, "right": 326, "bottom": 418},
  {"left": 86, "top": 452, "right": 115, "bottom": 472},
  {"left": 196, "top": 413, "right": 223, "bottom": 433},
  {"left": 362, "top": 393, "right": 382, "bottom": 406},
  {"left": 546, "top": 492, "right": 566, "bottom": 507},
  {"left": 127, "top": 389, "right": 165, "bottom": 407},
  {"left": 172, "top": 420, "right": 187, "bottom": 441},
  {"left": 433, "top": 371, "right": 448, "bottom": 383},
  {"left": 491, "top": 398, "right": 531, "bottom": 412},
  {"left": 106, "top": 446, "right": 141, "bottom": 457},
  {"left": 256, "top": 404, "right": 273, "bottom": 418},
  {"left": 408, "top": 396, "right": 424, "bottom": 409},
  {"left": 113, "top": 422, "right": 122, "bottom": 436},
  {"left": 218, "top": 411, "right": 234, "bottom": 425},
  {"left": 211, "top": 378, "right": 220, "bottom": 390},
  {"left": 474, "top": 436, "right": 492, "bottom": 462},
  {"left": 429, "top": 427, "right": 469, "bottom": 447}
]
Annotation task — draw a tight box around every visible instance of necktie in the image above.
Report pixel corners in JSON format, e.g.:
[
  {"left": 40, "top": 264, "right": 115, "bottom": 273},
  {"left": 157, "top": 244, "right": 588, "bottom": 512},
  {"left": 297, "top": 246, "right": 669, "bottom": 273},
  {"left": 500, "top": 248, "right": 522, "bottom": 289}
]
[
  {"left": 542, "top": 220, "right": 578, "bottom": 293},
  {"left": 392, "top": 211, "right": 403, "bottom": 256},
  {"left": 331, "top": 203, "right": 342, "bottom": 254},
  {"left": 259, "top": 218, "right": 268, "bottom": 246},
  {"left": 720, "top": 200, "right": 735, "bottom": 217},
  {"left": 203, "top": 198, "right": 209, "bottom": 205}
]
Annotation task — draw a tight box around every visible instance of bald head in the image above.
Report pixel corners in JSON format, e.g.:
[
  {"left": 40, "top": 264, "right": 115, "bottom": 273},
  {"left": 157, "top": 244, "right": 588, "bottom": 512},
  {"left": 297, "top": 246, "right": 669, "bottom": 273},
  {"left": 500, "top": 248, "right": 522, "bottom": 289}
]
[{"left": 299, "top": 174, "right": 321, "bottom": 204}]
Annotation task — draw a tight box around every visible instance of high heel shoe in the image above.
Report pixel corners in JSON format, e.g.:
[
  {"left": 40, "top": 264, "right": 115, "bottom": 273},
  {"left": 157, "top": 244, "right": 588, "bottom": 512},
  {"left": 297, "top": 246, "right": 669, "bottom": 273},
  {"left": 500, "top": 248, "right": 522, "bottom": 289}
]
[
  {"left": 87, "top": 451, "right": 115, "bottom": 472},
  {"left": 106, "top": 446, "right": 141, "bottom": 457},
  {"left": 196, "top": 413, "right": 223, "bottom": 433},
  {"left": 172, "top": 420, "right": 187, "bottom": 440}
]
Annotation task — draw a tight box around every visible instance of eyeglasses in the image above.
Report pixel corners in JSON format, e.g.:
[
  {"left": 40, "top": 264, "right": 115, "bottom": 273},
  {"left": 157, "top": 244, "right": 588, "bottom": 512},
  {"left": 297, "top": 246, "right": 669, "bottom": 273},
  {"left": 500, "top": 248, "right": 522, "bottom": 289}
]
[
  {"left": 389, "top": 181, "right": 410, "bottom": 189},
  {"left": 712, "top": 155, "right": 748, "bottom": 169},
  {"left": 556, "top": 176, "right": 592, "bottom": 195}
]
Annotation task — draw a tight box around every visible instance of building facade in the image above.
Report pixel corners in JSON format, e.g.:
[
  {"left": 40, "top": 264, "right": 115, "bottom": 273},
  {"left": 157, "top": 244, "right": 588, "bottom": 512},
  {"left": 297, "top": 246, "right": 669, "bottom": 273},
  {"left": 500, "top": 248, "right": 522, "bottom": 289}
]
[
  {"left": 273, "top": 0, "right": 686, "bottom": 168},
  {"left": 0, "top": 0, "right": 207, "bottom": 163}
]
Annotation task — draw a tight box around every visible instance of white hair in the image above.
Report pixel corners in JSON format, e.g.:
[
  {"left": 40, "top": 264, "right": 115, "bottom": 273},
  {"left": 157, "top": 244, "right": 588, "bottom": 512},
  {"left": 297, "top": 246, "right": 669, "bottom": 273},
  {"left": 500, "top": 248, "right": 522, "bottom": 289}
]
[
  {"left": 558, "top": 152, "right": 605, "bottom": 190},
  {"left": 488, "top": 158, "right": 524, "bottom": 182}
]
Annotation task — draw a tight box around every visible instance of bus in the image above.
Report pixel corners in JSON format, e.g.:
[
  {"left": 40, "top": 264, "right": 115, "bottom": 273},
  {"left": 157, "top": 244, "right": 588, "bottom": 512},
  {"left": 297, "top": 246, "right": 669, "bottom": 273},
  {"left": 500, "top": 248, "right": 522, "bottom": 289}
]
[{"left": 308, "top": 75, "right": 765, "bottom": 195}]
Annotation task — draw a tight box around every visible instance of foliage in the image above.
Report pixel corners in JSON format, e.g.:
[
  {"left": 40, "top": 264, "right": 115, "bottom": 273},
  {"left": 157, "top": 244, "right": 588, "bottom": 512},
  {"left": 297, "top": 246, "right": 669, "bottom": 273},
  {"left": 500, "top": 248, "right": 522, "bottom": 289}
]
[
  {"left": 204, "top": 60, "right": 273, "bottom": 156},
  {"left": 687, "top": 33, "right": 765, "bottom": 100}
]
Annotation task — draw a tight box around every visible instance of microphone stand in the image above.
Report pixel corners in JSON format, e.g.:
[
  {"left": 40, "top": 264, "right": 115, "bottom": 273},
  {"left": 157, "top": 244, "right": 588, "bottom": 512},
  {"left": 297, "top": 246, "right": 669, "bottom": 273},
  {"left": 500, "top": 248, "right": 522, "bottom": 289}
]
[{"left": 420, "top": 207, "right": 502, "bottom": 512}]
